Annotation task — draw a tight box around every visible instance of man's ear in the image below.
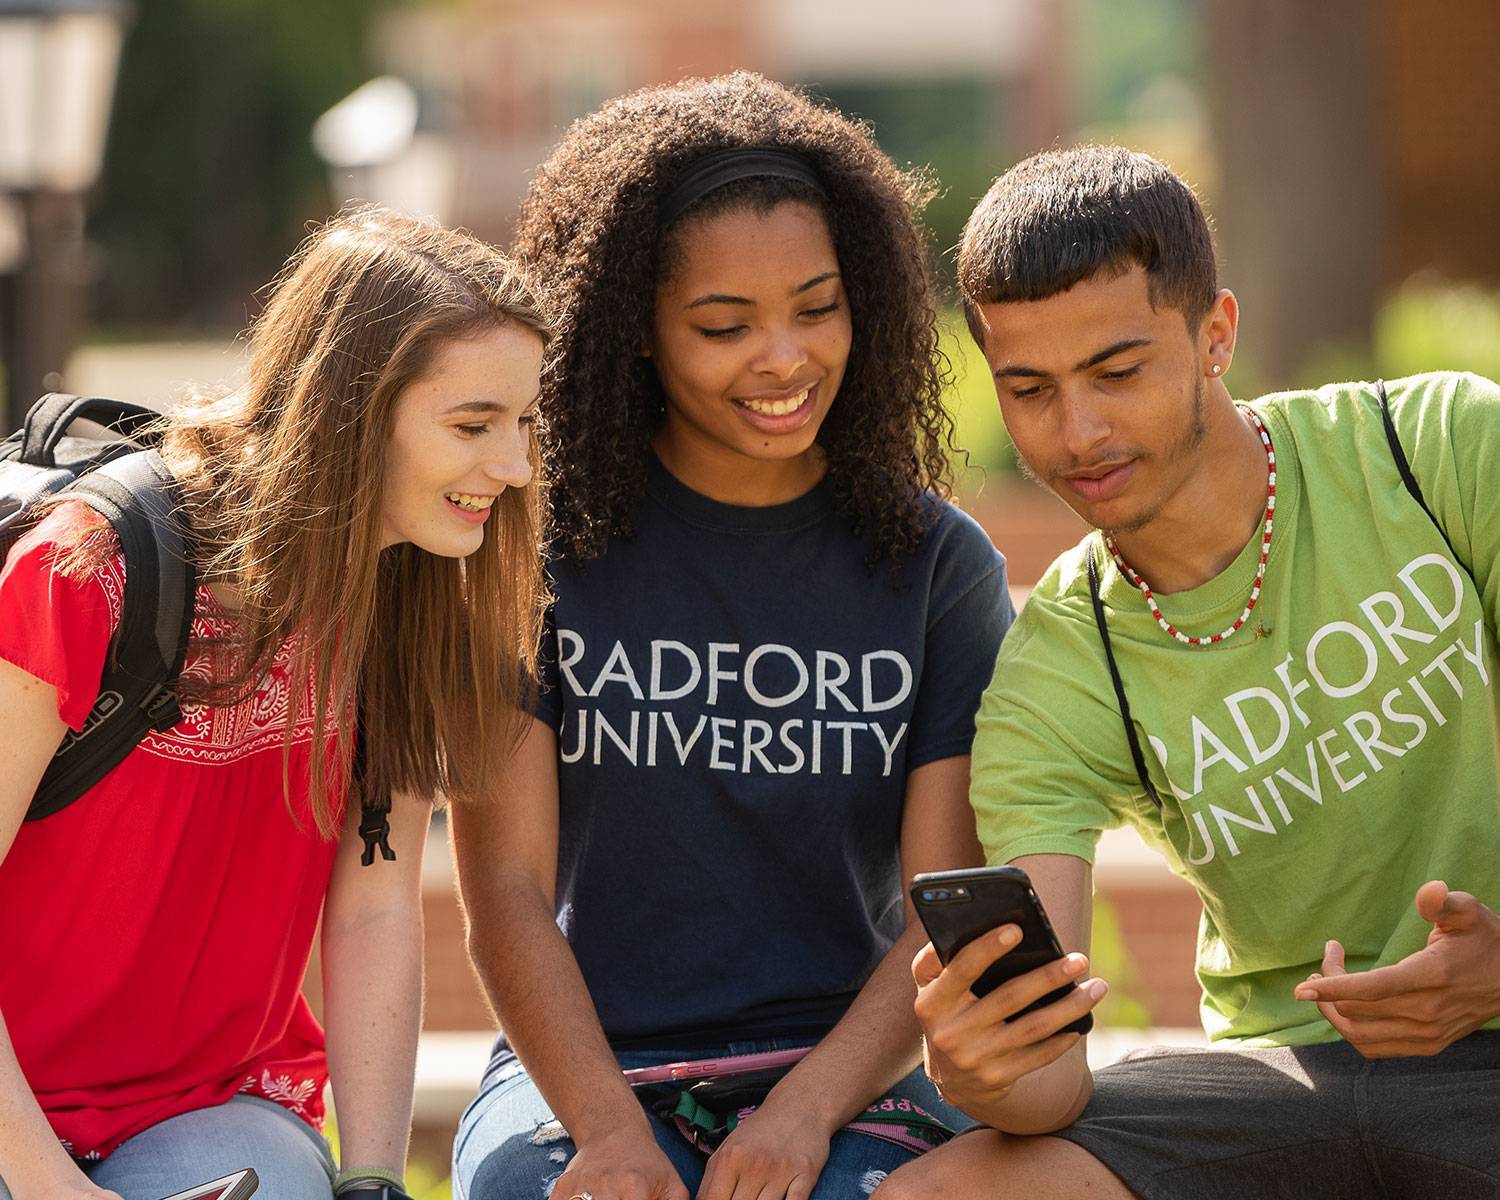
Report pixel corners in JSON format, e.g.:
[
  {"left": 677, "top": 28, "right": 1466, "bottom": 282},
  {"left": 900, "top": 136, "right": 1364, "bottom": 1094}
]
[{"left": 1200, "top": 288, "right": 1239, "bottom": 377}]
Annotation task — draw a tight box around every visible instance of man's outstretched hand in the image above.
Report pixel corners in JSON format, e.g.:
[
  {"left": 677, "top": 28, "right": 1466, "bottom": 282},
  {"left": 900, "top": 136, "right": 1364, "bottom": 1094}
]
[{"left": 1294, "top": 881, "right": 1500, "bottom": 1058}]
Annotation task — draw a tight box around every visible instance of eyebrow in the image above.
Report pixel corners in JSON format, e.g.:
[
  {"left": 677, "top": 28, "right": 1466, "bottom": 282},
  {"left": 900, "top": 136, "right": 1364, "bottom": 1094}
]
[
  {"left": 685, "top": 271, "right": 841, "bottom": 310},
  {"left": 993, "top": 337, "right": 1153, "bottom": 380},
  {"left": 442, "top": 387, "right": 543, "bottom": 417}
]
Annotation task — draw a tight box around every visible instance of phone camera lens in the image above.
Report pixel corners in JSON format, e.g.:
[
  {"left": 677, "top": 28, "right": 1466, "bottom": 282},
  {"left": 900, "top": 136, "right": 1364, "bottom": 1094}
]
[
  {"left": 921, "top": 890, "right": 936, "bottom": 902},
  {"left": 935, "top": 889, "right": 950, "bottom": 900}
]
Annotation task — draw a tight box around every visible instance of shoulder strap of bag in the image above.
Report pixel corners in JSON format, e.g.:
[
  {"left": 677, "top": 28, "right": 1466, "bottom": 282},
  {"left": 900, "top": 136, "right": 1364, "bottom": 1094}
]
[
  {"left": 1376, "top": 378, "right": 1461, "bottom": 562},
  {"left": 26, "top": 450, "right": 197, "bottom": 820},
  {"left": 1087, "top": 546, "right": 1162, "bottom": 808},
  {"left": 15, "top": 393, "right": 159, "bottom": 467},
  {"left": 20, "top": 448, "right": 397, "bottom": 854}
]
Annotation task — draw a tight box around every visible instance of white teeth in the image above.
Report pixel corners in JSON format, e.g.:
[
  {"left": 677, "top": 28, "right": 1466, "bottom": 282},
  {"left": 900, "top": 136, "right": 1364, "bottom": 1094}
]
[
  {"left": 741, "top": 387, "right": 810, "bottom": 417},
  {"left": 446, "top": 493, "right": 495, "bottom": 512}
]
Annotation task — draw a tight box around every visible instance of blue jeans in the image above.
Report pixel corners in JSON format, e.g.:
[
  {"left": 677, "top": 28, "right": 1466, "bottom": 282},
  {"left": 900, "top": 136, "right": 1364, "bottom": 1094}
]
[
  {"left": 452, "top": 1039, "right": 973, "bottom": 1200},
  {"left": 0, "top": 1096, "right": 334, "bottom": 1200}
]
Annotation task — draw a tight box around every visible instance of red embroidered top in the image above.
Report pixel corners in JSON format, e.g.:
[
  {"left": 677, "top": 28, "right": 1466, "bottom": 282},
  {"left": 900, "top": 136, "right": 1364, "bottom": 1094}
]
[{"left": 0, "top": 504, "right": 342, "bottom": 1160}]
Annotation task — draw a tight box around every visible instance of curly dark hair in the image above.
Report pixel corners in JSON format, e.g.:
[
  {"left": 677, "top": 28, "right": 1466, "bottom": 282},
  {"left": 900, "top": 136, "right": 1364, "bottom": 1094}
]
[{"left": 513, "top": 71, "right": 956, "bottom": 568}]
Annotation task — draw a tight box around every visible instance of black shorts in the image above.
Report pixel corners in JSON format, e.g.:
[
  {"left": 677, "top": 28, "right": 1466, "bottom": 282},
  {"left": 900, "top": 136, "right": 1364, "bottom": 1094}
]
[{"left": 1052, "top": 1031, "right": 1500, "bottom": 1199}]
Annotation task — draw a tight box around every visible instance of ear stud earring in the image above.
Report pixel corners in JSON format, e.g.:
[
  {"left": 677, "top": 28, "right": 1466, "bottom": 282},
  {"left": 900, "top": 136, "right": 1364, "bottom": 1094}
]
[{"left": 1211, "top": 363, "right": 1223, "bottom": 375}]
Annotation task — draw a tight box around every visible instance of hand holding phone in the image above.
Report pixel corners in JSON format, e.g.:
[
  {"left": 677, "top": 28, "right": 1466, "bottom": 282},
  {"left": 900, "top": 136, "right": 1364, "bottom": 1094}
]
[
  {"left": 908, "top": 866, "right": 1108, "bottom": 1125},
  {"left": 910, "top": 865, "right": 1093, "bottom": 1035}
]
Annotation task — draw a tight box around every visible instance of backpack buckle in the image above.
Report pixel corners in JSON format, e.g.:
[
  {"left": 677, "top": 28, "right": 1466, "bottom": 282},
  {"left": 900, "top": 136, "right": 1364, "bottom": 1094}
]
[
  {"left": 358, "top": 804, "right": 396, "bottom": 866},
  {"left": 141, "top": 681, "right": 182, "bottom": 730}
]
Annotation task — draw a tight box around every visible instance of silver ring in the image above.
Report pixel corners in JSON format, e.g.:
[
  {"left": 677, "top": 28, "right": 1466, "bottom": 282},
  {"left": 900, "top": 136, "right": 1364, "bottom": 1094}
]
[{"left": 566, "top": 1193, "right": 593, "bottom": 1200}]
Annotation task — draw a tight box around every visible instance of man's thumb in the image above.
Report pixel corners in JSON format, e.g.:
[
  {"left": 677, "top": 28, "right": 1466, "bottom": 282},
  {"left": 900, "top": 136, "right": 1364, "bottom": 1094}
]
[
  {"left": 1417, "top": 879, "right": 1478, "bottom": 929},
  {"left": 912, "top": 941, "right": 942, "bottom": 988}
]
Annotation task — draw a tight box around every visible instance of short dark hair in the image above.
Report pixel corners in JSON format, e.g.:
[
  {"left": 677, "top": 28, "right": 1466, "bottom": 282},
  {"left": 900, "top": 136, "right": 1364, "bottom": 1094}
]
[{"left": 958, "top": 145, "right": 1217, "bottom": 341}]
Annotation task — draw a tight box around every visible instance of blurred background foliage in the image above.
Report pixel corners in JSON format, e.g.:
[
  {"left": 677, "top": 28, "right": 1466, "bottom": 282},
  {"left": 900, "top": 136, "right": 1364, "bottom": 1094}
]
[
  {"left": 1294, "top": 281, "right": 1500, "bottom": 398},
  {"left": 91, "top": 0, "right": 397, "bottom": 326},
  {"left": 1077, "top": 0, "right": 1196, "bottom": 125}
]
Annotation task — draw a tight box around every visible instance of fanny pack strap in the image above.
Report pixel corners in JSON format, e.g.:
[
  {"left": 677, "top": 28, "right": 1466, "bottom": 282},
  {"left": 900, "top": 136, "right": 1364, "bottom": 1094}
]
[{"left": 626, "top": 1048, "right": 957, "bottom": 1158}]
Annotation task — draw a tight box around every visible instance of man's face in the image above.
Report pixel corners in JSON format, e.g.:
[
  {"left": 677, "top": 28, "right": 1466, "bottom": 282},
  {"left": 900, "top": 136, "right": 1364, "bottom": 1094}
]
[{"left": 974, "top": 265, "right": 1209, "bottom": 535}]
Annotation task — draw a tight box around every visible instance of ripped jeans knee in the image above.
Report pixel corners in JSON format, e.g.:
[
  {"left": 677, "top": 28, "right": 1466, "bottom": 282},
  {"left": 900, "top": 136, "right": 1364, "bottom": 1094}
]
[
  {"left": 529, "top": 1119, "right": 575, "bottom": 1197},
  {"left": 452, "top": 1062, "right": 582, "bottom": 1200}
]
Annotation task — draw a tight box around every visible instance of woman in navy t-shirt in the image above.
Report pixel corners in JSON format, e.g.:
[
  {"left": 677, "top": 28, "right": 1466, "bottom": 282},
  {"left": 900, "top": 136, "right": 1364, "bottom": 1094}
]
[{"left": 451, "top": 73, "right": 1015, "bottom": 1200}]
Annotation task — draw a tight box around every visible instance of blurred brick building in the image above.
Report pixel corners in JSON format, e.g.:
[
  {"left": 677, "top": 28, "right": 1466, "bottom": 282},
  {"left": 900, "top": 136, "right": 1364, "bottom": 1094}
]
[{"left": 370, "top": 0, "right": 1069, "bottom": 242}]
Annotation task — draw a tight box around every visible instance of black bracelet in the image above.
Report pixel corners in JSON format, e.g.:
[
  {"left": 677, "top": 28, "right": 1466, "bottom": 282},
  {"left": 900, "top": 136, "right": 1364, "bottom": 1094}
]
[{"left": 336, "top": 1188, "right": 415, "bottom": 1200}]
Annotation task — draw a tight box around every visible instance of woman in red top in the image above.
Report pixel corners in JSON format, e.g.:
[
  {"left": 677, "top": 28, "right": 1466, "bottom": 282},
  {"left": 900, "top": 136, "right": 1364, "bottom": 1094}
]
[{"left": 0, "top": 208, "right": 550, "bottom": 1200}]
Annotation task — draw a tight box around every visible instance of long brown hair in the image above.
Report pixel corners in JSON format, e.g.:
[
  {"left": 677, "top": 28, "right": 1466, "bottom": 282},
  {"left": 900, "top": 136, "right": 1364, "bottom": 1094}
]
[{"left": 159, "top": 206, "right": 551, "bottom": 835}]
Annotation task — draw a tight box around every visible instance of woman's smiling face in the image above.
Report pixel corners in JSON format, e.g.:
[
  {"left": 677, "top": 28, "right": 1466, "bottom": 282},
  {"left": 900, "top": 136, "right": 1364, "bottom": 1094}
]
[
  {"left": 380, "top": 322, "right": 542, "bottom": 557},
  {"left": 648, "top": 200, "right": 852, "bottom": 500}
]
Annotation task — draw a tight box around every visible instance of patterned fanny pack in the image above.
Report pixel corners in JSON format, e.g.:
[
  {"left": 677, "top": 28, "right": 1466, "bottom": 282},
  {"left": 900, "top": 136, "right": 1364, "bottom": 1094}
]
[{"left": 624, "top": 1048, "right": 957, "bottom": 1156}]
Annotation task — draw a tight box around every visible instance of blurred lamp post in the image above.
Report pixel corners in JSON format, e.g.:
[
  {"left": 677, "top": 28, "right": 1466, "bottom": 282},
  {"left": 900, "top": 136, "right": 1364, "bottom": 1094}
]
[
  {"left": 0, "top": 0, "right": 130, "bottom": 430},
  {"left": 313, "top": 76, "right": 457, "bottom": 225}
]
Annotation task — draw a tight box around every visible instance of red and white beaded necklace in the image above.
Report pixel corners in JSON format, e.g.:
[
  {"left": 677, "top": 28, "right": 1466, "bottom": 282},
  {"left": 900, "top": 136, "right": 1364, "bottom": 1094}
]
[{"left": 1103, "top": 408, "right": 1276, "bottom": 647}]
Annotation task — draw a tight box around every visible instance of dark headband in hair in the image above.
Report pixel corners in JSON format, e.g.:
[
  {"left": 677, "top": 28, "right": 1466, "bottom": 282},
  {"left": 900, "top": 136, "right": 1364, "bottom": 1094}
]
[{"left": 658, "top": 147, "right": 827, "bottom": 229}]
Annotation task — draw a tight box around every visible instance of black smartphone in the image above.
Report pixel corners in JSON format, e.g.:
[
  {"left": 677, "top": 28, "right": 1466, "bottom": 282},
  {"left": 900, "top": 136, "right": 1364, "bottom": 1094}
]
[{"left": 910, "top": 865, "right": 1093, "bottom": 1036}]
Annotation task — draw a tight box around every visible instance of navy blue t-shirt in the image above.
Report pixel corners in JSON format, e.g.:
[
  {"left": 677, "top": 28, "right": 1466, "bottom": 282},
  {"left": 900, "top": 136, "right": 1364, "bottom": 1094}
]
[{"left": 534, "top": 455, "right": 1014, "bottom": 1048}]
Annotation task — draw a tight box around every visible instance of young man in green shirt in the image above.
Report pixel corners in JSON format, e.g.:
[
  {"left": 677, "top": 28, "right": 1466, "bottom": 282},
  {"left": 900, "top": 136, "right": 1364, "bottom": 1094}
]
[{"left": 877, "top": 147, "right": 1500, "bottom": 1199}]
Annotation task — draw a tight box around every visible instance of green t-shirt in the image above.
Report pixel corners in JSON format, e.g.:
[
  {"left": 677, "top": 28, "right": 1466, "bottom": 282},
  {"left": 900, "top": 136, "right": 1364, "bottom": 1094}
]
[{"left": 972, "top": 372, "right": 1500, "bottom": 1046}]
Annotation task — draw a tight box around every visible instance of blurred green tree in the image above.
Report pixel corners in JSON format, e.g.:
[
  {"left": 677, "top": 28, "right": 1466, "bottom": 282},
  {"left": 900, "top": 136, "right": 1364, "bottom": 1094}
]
[
  {"left": 91, "top": 0, "right": 400, "bottom": 328},
  {"left": 1076, "top": 0, "right": 1195, "bottom": 123},
  {"left": 811, "top": 77, "right": 1004, "bottom": 291}
]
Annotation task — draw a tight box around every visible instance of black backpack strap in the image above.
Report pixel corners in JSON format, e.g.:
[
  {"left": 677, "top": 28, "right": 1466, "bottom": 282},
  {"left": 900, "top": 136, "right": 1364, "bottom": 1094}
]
[
  {"left": 26, "top": 451, "right": 197, "bottom": 820},
  {"left": 1376, "top": 379, "right": 1461, "bottom": 561},
  {"left": 1087, "top": 546, "right": 1162, "bottom": 808},
  {"left": 17, "top": 393, "right": 159, "bottom": 467}
]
